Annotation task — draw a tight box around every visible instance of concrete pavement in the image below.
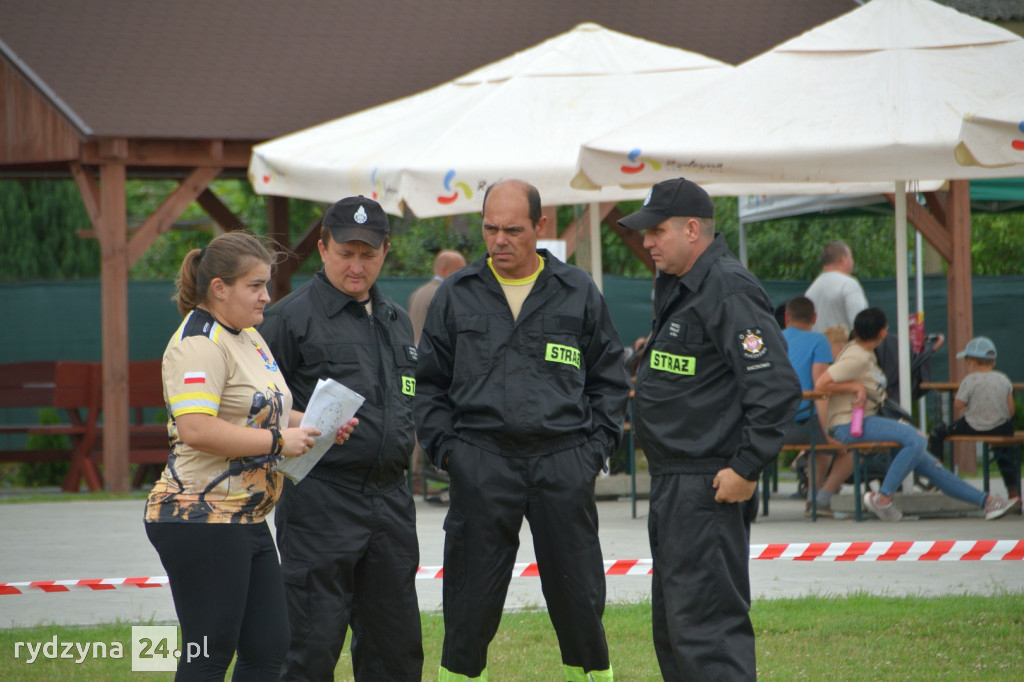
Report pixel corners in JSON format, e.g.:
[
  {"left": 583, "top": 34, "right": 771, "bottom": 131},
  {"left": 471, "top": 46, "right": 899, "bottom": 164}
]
[{"left": 1, "top": 478, "right": 1022, "bottom": 629}]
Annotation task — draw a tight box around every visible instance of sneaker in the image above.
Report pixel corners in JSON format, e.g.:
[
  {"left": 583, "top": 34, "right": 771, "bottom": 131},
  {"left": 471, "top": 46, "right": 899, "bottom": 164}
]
[
  {"left": 863, "top": 491, "right": 902, "bottom": 521},
  {"left": 984, "top": 495, "right": 1021, "bottom": 521}
]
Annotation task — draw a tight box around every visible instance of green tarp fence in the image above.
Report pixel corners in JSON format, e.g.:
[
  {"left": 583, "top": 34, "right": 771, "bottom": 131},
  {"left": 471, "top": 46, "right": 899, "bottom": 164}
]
[{"left": 2, "top": 274, "right": 1022, "bottom": 382}]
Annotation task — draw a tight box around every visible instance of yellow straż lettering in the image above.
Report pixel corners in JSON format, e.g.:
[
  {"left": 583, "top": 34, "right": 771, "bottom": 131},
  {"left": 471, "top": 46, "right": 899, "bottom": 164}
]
[
  {"left": 545, "top": 343, "right": 581, "bottom": 369},
  {"left": 650, "top": 350, "right": 695, "bottom": 376}
]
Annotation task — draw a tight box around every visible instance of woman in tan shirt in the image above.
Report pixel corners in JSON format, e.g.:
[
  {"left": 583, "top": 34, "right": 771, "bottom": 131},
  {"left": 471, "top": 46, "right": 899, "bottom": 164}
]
[{"left": 816, "top": 307, "right": 1018, "bottom": 522}]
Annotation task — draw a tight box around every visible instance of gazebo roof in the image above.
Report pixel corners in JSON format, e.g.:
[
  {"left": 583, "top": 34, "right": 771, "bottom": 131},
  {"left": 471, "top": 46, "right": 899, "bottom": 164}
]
[{"left": 1, "top": 0, "right": 859, "bottom": 144}]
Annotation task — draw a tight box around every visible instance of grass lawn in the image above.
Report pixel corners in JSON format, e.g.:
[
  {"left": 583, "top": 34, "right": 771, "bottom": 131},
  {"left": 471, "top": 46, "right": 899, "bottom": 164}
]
[
  {"left": 0, "top": 490, "right": 150, "bottom": 504},
  {"left": 2, "top": 594, "right": 1021, "bottom": 680}
]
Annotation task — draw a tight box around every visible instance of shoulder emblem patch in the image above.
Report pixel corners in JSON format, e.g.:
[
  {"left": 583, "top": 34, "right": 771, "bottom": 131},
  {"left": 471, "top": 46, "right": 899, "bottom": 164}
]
[{"left": 737, "top": 328, "right": 767, "bottom": 360}]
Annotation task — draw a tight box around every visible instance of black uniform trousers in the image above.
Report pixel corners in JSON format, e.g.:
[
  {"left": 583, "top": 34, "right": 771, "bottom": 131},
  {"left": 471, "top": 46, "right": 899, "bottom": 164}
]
[
  {"left": 274, "top": 476, "right": 423, "bottom": 681},
  {"left": 440, "top": 438, "right": 610, "bottom": 679},
  {"left": 649, "top": 473, "right": 757, "bottom": 682}
]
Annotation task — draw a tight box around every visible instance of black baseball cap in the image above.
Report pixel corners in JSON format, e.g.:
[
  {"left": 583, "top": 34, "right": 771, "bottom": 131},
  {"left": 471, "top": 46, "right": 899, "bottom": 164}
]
[
  {"left": 618, "top": 177, "right": 714, "bottom": 231},
  {"left": 322, "top": 196, "right": 389, "bottom": 248}
]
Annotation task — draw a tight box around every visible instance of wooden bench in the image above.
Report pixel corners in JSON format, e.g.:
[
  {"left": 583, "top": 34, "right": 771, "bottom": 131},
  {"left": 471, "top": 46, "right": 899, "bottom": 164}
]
[
  {"left": 0, "top": 361, "right": 103, "bottom": 491},
  {"left": 119, "top": 359, "right": 170, "bottom": 488},
  {"left": 0, "top": 360, "right": 168, "bottom": 491},
  {"left": 763, "top": 440, "right": 901, "bottom": 521},
  {"left": 943, "top": 431, "right": 1024, "bottom": 498}
]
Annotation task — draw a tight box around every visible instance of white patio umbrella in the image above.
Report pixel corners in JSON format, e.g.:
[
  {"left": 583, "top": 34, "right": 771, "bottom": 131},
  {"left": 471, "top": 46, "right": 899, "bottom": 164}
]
[
  {"left": 249, "top": 23, "right": 731, "bottom": 219},
  {"left": 955, "top": 88, "right": 1024, "bottom": 168},
  {"left": 575, "top": 0, "right": 1024, "bottom": 412}
]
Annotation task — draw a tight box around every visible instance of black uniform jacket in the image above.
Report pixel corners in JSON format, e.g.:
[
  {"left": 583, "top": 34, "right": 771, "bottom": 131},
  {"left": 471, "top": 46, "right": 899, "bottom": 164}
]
[
  {"left": 634, "top": 234, "right": 800, "bottom": 481},
  {"left": 258, "top": 271, "right": 416, "bottom": 482},
  {"left": 415, "top": 250, "right": 630, "bottom": 467}
]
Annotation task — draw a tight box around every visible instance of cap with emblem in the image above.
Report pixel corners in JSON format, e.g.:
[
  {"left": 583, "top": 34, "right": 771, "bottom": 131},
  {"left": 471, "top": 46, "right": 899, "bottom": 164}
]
[
  {"left": 323, "top": 196, "right": 389, "bottom": 248},
  {"left": 955, "top": 336, "right": 997, "bottom": 360},
  {"left": 617, "top": 177, "right": 714, "bottom": 231}
]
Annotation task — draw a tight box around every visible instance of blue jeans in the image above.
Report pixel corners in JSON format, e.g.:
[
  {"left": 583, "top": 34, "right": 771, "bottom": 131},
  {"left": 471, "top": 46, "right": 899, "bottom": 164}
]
[{"left": 833, "top": 415, "right": 987, "bottom": 509}]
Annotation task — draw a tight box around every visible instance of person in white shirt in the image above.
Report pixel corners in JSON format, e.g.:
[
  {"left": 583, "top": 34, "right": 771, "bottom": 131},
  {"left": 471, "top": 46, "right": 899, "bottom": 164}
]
[{"left": 804, "top": 241, "right": 868, "bottom": 334}]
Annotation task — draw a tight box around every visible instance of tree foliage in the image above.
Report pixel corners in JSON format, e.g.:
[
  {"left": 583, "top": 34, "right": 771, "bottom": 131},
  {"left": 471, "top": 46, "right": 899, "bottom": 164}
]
[
  {"left": 0, "top": 180, "right": 99, "bottom": 279},
  {"left": 1, "top": 179, "right": 1023, "bottom": 280}
]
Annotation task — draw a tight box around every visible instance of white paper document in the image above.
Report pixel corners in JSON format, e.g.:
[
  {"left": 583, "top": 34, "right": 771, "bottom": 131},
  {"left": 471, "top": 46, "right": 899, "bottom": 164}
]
[{"left": 275, "top": 378, "right": 365, "bottom": 484}]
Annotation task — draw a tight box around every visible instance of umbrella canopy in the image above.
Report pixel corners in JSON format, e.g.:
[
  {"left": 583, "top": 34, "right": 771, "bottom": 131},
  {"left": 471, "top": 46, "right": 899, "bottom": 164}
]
[
  {"left": 955, "top": 88, "right": 1024, "bottom": 168},
  {"left": 574, "top": 0, "right": 1024, "bottom": 413},
  {"left": 248, "top": 23, "right": 731, "bottom": 218},
  {"left": 575, "top": 0, "right": 1024, "bottom": 189}
]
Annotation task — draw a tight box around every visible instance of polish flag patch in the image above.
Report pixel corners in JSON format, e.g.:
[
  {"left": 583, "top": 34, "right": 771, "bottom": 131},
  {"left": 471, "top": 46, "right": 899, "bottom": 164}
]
[{"left": 183, "top": 372, "right": 206, "bottom": 385}]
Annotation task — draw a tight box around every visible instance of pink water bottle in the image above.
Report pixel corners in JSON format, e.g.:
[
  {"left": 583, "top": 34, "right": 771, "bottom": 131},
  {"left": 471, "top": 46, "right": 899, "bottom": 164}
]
[{"left": 850, "top": 406, "right": 864, "bottom": 438}]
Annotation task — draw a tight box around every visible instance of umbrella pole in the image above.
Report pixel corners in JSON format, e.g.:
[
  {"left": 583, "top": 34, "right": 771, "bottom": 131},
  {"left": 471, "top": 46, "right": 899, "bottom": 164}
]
[
  {"left": 915, "top": 229, "right": 927, "bottom": 433},
  {"left": 895, "top": 180, "right": 912, "bottom": 416},
  {"left": 895, "top": 181, "right": 914, "bottom": 493},
  {"left": 589, "top": 201, "right": 604, "bottom": 292}
]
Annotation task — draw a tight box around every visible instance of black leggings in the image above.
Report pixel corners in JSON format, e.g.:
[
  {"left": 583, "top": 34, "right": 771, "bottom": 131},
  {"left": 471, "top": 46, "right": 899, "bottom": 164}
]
[{"left": 145, "top": 521, "right": 289, "bottom": 681}]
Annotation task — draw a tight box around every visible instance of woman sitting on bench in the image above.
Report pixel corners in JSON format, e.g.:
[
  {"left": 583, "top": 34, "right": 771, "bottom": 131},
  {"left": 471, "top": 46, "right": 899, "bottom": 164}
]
[{"left": 815, "top": 307, "right": 1020, "bottom": 522}]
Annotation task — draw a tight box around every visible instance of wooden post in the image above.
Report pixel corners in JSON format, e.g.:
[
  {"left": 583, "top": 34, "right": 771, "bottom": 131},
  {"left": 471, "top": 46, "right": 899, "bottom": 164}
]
[
  {"left": 267, "top": 196, "right": 291, "bottom": 302},
  {"left": 98, "top": 154, "right": 130, "bottom": 493},
  {"left": 947, "top": 179, "right": 975, "bottom": 474}
]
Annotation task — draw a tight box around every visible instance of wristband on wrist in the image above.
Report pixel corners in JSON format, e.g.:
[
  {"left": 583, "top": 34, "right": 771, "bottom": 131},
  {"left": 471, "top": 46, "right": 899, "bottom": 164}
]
[{"left": 269, "top": 428, "right": 284, "bottom": 456}]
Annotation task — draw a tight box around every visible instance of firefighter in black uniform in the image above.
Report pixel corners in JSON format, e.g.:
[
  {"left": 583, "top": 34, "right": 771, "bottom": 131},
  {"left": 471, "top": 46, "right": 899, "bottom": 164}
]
[
  {"left": 258, "top": 196, "right": 423, "bottom": 681},
  {"left": 415, "top": 179, "right": 630, "bottom": 682},
  {"left": 618, "top": 178, "right": 800, "bottom": 681}
]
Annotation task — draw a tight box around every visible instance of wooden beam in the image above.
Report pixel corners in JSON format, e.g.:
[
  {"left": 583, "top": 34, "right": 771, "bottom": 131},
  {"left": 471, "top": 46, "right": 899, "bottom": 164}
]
[
  {"left": 946, "top": 179, "right": 974, "bottom": 376},
  {"left": 946, "top": 179, "right": 975, "bottom": 474},
  {"left": 558, "top": 202, "right": 617, "bottom": 258},
  {"left": 290, "top": 214, "right": 324, "bottom": 264},
  {"left": 922, "top": 191, "right": 947, "bottom": 227},
  {"left": 267, "top": 196, "right": 292, "bottom": 302},
  {"left": 98, "top": 160, "right": 130, "bottom": 493},
  {"left": 197, "top": 188, "right": 245, "bottom": 232},
  {"left": 69, "top": 162, "right": 101, "bottom": 231},
  {"left": 127, "top": 167, "right": 223, "bottom": 266},
  {"left": 885, "top": 192, "right": 952, "bottom": 262},
  {"left": 605, "top": 207, "right": 656, "bottom": 273},
  {"left": 80, "top": 139, "right": 253, "bottom": 168}
]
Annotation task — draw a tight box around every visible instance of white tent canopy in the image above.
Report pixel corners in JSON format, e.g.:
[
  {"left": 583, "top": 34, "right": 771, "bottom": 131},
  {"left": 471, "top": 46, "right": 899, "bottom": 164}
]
[
  {"left": 576, "top": 0, "right": 1024, "bottom": 190},
  {"left": 248, "top": 23, "right": 732, "bottom": 219},
  {"left": 575, "top": 0, "right": 1024, "bottom": 413},
  {"left": 956, "top": 88, "right": 1024, "bottom": 168}
]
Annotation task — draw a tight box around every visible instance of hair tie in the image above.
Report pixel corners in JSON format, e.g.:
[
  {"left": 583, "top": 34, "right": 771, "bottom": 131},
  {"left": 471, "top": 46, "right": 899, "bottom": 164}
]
[{"left": 198, "top": 246, "right": 207, "bottom": 261}]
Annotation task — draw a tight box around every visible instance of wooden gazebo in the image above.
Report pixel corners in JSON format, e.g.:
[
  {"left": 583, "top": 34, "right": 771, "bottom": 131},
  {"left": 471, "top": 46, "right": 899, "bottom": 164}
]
[{"left": 1, "top": 0, "right": 1000, "bottom": 488}]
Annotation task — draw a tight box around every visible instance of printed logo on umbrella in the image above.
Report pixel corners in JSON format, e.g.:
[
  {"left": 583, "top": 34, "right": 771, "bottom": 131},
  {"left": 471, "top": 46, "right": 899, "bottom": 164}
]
[
  {"left": 1013, "top": 119, "right": 1024, "bottom": 152},
  {"left": 621, "top": 148, "right": 661, "bottom": 174},
  {"left": 371, "top": 168, "right": 383, "bottom": 200},
  {"left": 437, "top": 170, "right": 473, "bottom": 205}
]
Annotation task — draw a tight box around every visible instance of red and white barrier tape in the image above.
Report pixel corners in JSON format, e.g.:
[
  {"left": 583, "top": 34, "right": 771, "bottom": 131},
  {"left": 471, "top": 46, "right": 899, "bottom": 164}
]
[{"left": 3, "top": 541, "right": 1021, "bottom": 595}]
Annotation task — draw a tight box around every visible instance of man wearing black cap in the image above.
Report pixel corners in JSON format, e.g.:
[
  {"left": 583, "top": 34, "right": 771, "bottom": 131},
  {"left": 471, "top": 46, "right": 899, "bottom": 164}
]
[
  {"left": 619, "top": 178, "right": 800, "bottom": 681},
  {"left": 258, "top": 196, "right": 423, "bottom": 680},
  {"left": 415, "top": 179, "right": 630, "bottom": 682}
]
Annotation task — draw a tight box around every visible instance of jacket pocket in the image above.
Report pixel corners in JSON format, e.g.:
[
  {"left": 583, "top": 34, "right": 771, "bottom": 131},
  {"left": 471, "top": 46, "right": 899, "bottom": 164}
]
[
  {"left": 279, "top": 561, "right": 312, "bottom": 640},
  {"left": 453, "top": 314, "right": 491, "bottom": 377}
]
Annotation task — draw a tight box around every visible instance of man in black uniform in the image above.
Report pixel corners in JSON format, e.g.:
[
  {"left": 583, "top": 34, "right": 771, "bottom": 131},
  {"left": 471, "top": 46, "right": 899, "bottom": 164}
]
[
  {"left": 618, "top": 178, "right": 800, "bottom": 681},
  {"left": 415, "top": 179, "right": 630, "bottom": 682},
  {"left": 258, "top": 196, "right": 422, "bottom": 681}
]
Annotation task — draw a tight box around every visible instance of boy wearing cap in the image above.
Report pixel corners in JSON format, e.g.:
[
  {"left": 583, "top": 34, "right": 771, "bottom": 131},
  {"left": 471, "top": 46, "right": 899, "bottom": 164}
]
[
  {"left": 618, "top": 177, "right": 800, "bottom": 680},
  {"left": 928, "top": 336, "right": 1020, "bottom": 504},
  {"left": 258, "top": 196, "right": 423, "bottom": 680}
]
